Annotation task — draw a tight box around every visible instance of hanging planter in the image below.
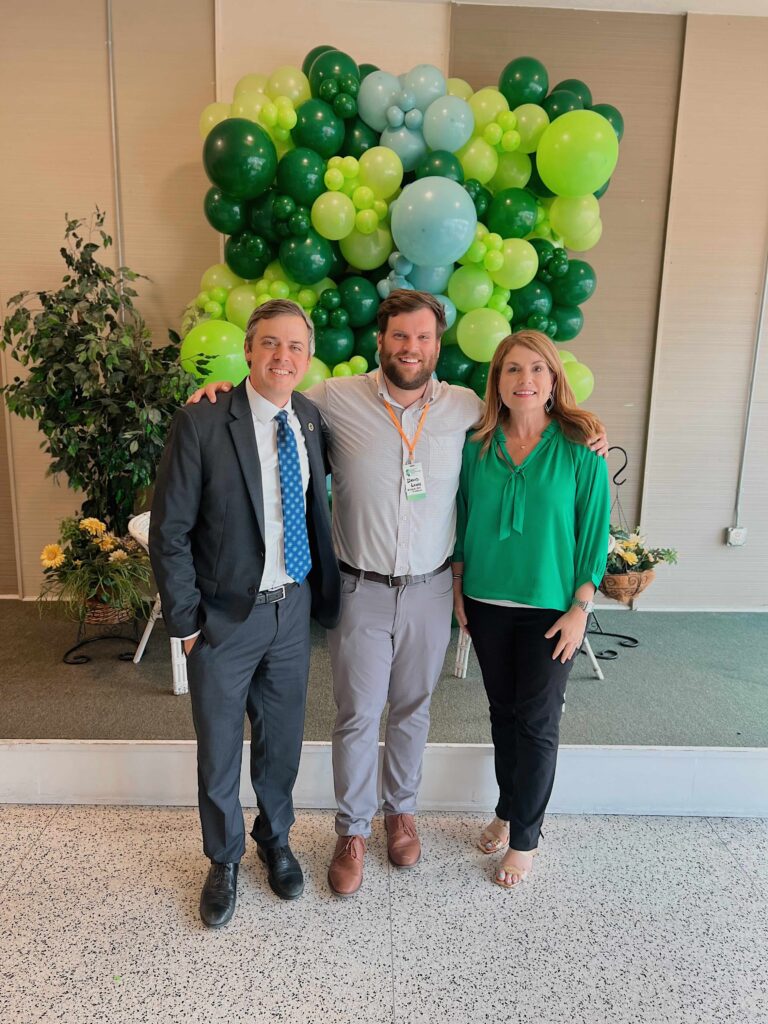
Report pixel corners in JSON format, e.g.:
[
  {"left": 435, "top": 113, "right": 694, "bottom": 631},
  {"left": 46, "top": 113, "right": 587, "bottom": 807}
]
[{"left": 599, "top": 527, "right": 677, "bottom": 605}]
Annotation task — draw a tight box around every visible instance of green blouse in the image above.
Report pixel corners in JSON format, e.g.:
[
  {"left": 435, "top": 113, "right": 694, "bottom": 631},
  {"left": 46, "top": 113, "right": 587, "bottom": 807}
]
[{"left": 453, "top": 422, "right": 610, "bottom": 612}]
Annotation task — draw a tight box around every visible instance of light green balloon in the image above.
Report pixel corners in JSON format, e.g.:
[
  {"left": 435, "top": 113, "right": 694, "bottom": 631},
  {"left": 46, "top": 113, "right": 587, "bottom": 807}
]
[
  {"left": 348, "top": 355, "right": 369, "bottom": 374},
  {"left": 565, "top": 360, "right": 594, "bottom": 404},
  {"left": 225, "top": 284, "right": 260, "bottom": 331},
  {"left": 469, "top": 88, "right": 509, "bottom": 133},
  {"left": 339, "top": 224, "right": 393, "bottom": 270},
  {"left": 489, "top": 238, "right": 538, "bottom": 290},
  {"left": 456, "top": 307, "right": 511, "bottom": 363},
  {"left": 549, "top": 195, "right": 600, "bottom": 240},
  {"left": 296, "top": 355, "right": 331, "bottom": 391},
  {"left": 456, "top": 137, "right": 498, "bottom": 185},
  {"left": 180, "top": 319, "right": 248, "bottom": 384},
  {"left": 558, "top": 349, "right": 577, "bottom": 364},
  {"left": 200, "top": 263, "right": 246, "bottom": 294},
  {"left": 561, "top": 218, "right": 602, "bottom": 252},
  {"left": 311, "top": 191, "right": 356, "bottom": 240},
  {"left": 489, "top": 151, "right": 532, "bottom": 192},
  {"left": 448, "top": 265, "right": 494, "bottom": 313},
  {"left": 513, "top": 104, "right": 549, "bottom": 154},
  {"left": 536, "top": 110, "right": 619, "bottom": 197},
  {"left": 332, "top": 361, "right": 354, "bottom": 377}
]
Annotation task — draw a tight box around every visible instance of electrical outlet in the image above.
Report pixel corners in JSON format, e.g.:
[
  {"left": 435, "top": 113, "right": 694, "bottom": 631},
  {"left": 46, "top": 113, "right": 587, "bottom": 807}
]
[{"left": 726, "top": 527, "right": 748, "bottom": 546}]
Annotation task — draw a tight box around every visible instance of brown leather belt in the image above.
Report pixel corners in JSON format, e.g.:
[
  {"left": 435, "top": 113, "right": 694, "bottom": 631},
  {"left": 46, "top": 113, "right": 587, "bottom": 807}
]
[{"left": 338, "top": 558, "right": 450, "bottom": 588}]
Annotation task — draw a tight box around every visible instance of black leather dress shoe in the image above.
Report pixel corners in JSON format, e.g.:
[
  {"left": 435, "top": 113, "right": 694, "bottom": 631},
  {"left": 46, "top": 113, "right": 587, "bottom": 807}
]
[
  {"left": 257, "top": 844, "right": 304, "bottom": 900},
  {"left": 200, "top": 861, "right": 238, "bottom": 928}
]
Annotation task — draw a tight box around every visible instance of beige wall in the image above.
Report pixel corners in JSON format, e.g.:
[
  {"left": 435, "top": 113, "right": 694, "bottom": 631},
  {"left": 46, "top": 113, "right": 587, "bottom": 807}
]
[
  {"left": 640, "top": 14, "right": 768, "bottom": 610},
  {"left": 0, "top": 0, "right": 217, "bottom": 598}
]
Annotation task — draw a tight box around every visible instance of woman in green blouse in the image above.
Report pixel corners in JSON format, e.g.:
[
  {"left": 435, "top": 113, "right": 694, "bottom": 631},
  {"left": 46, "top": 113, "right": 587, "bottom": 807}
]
[{"left": 452, "top": 330, "right": 609, "bottom": 890}]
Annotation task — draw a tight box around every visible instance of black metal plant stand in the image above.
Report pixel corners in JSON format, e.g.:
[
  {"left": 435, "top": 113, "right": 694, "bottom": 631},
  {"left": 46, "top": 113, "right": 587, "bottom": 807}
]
[{"left": 62, "top": 618, "right": 140, "bottom": 665}]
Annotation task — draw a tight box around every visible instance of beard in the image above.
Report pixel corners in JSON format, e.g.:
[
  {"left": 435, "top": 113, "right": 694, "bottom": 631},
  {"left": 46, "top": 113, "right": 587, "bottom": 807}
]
[{"left": 379, "top": 349, "right": 438, "bottom": 391}]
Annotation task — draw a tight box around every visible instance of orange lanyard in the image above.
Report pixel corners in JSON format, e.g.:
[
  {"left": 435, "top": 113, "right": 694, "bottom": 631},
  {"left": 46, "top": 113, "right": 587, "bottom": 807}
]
[{"left": 383, "top": 400, "right": 430, "bottom": 464}]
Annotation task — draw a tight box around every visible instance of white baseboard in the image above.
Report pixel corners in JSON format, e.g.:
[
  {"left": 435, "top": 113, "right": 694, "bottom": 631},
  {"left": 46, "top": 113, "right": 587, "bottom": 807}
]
[{"left": 1, "top": 740, "right": 766, "bottom": 817}]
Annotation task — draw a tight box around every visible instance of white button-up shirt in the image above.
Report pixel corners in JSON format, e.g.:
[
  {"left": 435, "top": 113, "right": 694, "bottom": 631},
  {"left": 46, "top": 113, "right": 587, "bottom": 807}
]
[{"left": 307, "top": 370, "right": 483, "bottom": 576}]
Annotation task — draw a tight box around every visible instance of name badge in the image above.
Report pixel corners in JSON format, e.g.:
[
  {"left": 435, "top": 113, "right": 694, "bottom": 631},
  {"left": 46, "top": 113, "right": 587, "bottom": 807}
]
[{"left": 403, "top": 460, "right": 427, "bottom": 500}]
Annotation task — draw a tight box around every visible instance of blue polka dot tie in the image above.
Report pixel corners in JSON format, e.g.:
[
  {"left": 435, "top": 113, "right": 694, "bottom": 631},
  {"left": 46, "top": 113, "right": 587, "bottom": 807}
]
[{"left": 275, "top": 410, "right": 312, "bottom": 584}]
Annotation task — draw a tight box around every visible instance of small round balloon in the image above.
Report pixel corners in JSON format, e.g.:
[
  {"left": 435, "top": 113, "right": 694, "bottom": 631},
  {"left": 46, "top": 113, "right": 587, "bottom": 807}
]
[
  {"left": 337, "top": 276, "right": 379, "bottom": 326},
  {"left": 224, "top": 231, "right": 272, "bottom": 280},
  {"left": 279, "top": 229, "right": 335, "bottom": 284},
  {"left": 204, "top": 187, "right": 246, "bottom": 235},
  {"left": 311, "top": 191, "right": 356, "bottom": 240},
  {"left": 339, "top": 224, "right": 394, "bottom": 270},
  {"left": 489, "top": 238, "right": 538, "bottom": 291},
  {"left": 548, "top": 259, "right": 597, "bottom": 305},
  {"left": 225, "top": 284, "right": 261, "bottom": 331},
  {"left": 203, "top": 118, "right": 277, "bottom": 200},
  {"left": 549, "top": 304, "right": 584, "bottom": 341},
  {"left": 291, "top": 99, "right": 345, "bottom": 158},
  {"left": 276, "top": 147, "right": 326, "bottom": 206},
  {"left": 200, "top": 263, "right": 245, "bottom": 294}
]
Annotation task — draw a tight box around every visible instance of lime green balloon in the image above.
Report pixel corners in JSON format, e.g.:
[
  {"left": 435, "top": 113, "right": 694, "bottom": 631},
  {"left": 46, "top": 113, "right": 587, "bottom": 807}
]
[
  {"left": 180, "top": 320, "right": 248, "bottom": 384},
  {"left": 348, "top": 355, "right": 369, "bottom": 374},
  {"left": 200, "top": 263, "right": 246, "bottom": 294},
  {"left": 311, "top": 191, "right": 356, "bottom": 240},
  {"left": 332, "top": 361, "right": 353, "bottom": 377},
  {"left": 564, "top": 360, "right": 594, "bottom": 404},
  {"left": 456, "top": 137, "right": 498, "bottom": 185},
  {"left": 266, "top": 66, "right": 310, "bottom": 106},
  {"left": 536, "top": 111, "right": 619, "bottom": 197},
  {"left": 549, "top": 195, "right": 600, "bottom": 240},
  {"left": 447, "top": 78, "right": 474, "bottom": 101},
  {"left": 229, "top": 91, "right": 267, "bottom": 121},
  {"left": 457, "top": 308, "right": 510, "bottom": 363},
  {"left": 199, "top": 102, "right": 231, "bottom": 139},
  {"left": 447, "top": 265, "right": 494, "bottom": 313},
  {"left": 224, "top": 284, "right": 261, "bottom": 330},
  {"left": 339, "top": 224, "right": 393, "bottom": 270},
  {"left": 358, "top": 146, "right": 403, "bottom": 200},
  {"left": 489, "top": 238, "right": 538, "bottom": 290},
  {"left": 296, "top": 355, "right": 331, "bottom": 391},
  {"left": 234, "top": 73, "right": 268, "bottom": 99},
  {"left": 513, "top": 104, "right": 549, "bottom": 153},
  {"left": 489, "top": 151, "right": 532, "bottom": 192},
  {"left": 558, "top": 349, "right": 577, "bottom": 364},
  {"left": 562, "top": 218, "right": 602, "bottom": 252},
  {"left": 469, "top": 88, "right": 509, "bottom": 133}
]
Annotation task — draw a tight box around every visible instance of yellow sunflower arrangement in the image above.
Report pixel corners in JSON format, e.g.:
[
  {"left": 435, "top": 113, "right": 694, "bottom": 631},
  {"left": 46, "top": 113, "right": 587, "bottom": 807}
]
[{"left": 38, "top": 516, "right": 151, "bottom": 620}]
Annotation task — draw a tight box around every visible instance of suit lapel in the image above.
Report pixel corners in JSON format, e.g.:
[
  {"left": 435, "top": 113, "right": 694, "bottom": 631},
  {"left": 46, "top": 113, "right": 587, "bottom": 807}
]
[
  {"left": 228, "top": 382, "right": 266, "bottom": 542},
  {"left": 293, "top": 394, "right": 325, "bottom": 498}
]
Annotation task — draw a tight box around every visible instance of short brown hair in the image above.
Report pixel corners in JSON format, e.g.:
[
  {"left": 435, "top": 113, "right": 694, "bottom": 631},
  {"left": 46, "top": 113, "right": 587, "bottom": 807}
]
[
  {"left": 244, "top": 299, "right": 315, "bottom": 355},
  {"left": 376, "top": 289, "right": 447, "bottom": 338}
]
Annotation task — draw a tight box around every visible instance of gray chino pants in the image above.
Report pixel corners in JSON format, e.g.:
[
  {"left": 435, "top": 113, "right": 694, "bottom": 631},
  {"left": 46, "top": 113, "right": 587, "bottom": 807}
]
[{"left": 327, "top": 567, "right": 454, "bottom": 836}]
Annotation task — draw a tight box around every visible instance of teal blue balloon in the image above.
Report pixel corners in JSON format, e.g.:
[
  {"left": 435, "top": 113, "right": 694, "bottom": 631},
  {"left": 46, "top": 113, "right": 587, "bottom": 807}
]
[
  {"left": 434, "top": 293, "right": 457, "bottom": 329},
  {"left": 203, "top": 118, "right": 277, "bottom": 201},
  {"left": 422, "top": 95, "right": 474, "bottom": 152},
  {"left": 279, "top": 229, "right": 335, "bottom": 284},
  {"left": 407, "top": 263, "right": 453, "bottom": 294},
  {"left": 391, "top": 176, "right": 477, "bottom": 267},
  {"left": 402, "top": 64, "right": 447, "bottom": 112},
  {"left": 357, "top": 71, "right": 401, "bottom": 132},
  {"left": 380, "top": 126, "right": 427, "bottom": 173}
]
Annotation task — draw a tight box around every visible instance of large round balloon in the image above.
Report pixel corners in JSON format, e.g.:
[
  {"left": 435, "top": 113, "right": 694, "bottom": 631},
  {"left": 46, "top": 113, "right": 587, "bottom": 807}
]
[
  {"left": 291, "top": 99, "right": 344, "bottom": 157},
  {"left": 549, "top": 304, "right": 583, "bottom": 341},
  {"left": 548, "top": 259, "right": 597, "bottom": 305},
  {"left": 311, "top": 191, "right": 355, "bottom": 240},
  {"left": 315, "top": 324, "right": 355, "bottom": 365},
  {"left": 203, "top": 119, "right": 277, "bottom": 201},
  {"left": 358, "top": 146, "right": 403, "bottom": 199},
  {"left": 437, "top": 345, "right": 475, "bottom": 383},
  {"left": 279, "top": 229, "right": 335, "bottom": 284},
  {"left": 402, "top": 64, "right": 447, "bottom": 112},
  {"left": 302, "top": 44, "right": 335, "bottom": 77},
  {"left": 408, "top": 263, "right": 454, "bottom": 294},
  {"left": 357, "top": 71, "right": 401, "bottom": 132},
  {"left": 455, "top": 137, "right": 498, "bottom": 185},
  {"left": 457, "top": 307, "right": 510, "bottom": 362},
  {"left": 276, "top": 147, "right": 326, "bottom": 206},
  {"left": 267, "top": 65, "right": 311, "bottom": 106},
  {"left": 422, "top": 95, "right": 474, "bottom": 152},
  {"left": 509, "top": 279, "right": 553, "bottom": 322},
  {"left": 380, "top": 126, "right": 427, "bottom": 173},
  {"left": 487, "top": 188, "right": 538, "bottom": 239},
  {"left": 469, "top": 360, "right": 490, "bottom": 398},
  {"left": 337, "top": 276, "right": 379, "bottom": 326},
  {"left": 180, "top": 320, "right": 248, "bottom": 384},
  {"left": 498, "top": 57, "right": 549, "bottom": 108},
  {"left": 536, "top": 110, "right": 619, "bottom": 197},
  {"left": 224, "top": 231, "right": 271, "bottom": 279},
  {"left": 353, "top": 324, "right": 380, "bottom": 365},
  {"left": 549, "top": 195, "right": 601, "bottom": 240},
  {"left": 199, "top": 102, "right": 231, "bottom": 139},
  {"left": 391, "top": 177, "right": 477, "bottom": 267},
  {"left": 447, "top": 265, "right": 494, "bottom": 312},
  {"left": 308, "top": 49, "right": 359, "bottom": 96},
  {"left": 204, "top": 187, "right": 246, "bottom": 235}
]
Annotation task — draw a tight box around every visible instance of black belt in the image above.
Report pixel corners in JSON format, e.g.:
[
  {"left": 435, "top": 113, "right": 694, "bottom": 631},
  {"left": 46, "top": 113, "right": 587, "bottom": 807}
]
[
  {"left": 252, "top": 581, "right": 299, "bottom": 604},
  {"left": 338, "top": 559, "right": 450, "bottom": 588}
]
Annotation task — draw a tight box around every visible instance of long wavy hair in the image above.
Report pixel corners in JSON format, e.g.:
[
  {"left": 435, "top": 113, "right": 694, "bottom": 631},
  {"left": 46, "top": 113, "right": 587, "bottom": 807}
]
[{"left": 473, "top": 330, "right": 603, "bottom": 454}]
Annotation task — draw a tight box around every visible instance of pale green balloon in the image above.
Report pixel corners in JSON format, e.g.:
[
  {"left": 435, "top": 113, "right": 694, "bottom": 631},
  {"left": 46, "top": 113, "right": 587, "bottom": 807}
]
[
  {"left": 489, "top": 150, "right": 532, "bottom": 192},
  {"left": 447, "top": 77, "right": 474, "bottom": 101},
  {"left": 456, "top": 137, "right": 499, "bottom": 185},
  {"left": 514, "top": 104, "right": 550, "bottom": 154},
  {"left": 456, "top": 307, "right": 511, "bottom": 363},
  {"left": 311, "top": 191, "right": 356, "bottom": 240},
  {"left": 558, "top": 349, "right": 577, "bottom": 364},
  {"left": 200, "top": 263, "right": 246, "bottom": 294},
  {"left": 469, "top": 88, "right": 509, "bottom": 134},
  {"left": 549, "top": 195, "right": 600, "bottom": 240},
  {"left": 537, "top": 110, "right": 619, "bottom": 197},
  {"left": 561, "top": 218, "right": 603, "bottom": 252},
  {"left": 339, "top": 225, "right": 394, "bottom": 270},
  {"left": 199, "top": 102, "right": 231, "bottom": 140},
  {"left": 225, "top": 284, "right": 261, "bottom": 331},
  {"left": 266, "top": 65, "right": 310, "bottom": 106},
  {"left": 565, "top": 360, "right": 594, "bottom": 404},
  {"left": 358, "top": 146, "right": 403, "bottom": 200},
  {"left": 447, "top": 265, "right": 494, "bottom": 313},
  {"left": 489, "top": 238, "right": 538, "bottom": 290},
  {"left": 296, "top": 355, "right": 331, "bottom": 391}
]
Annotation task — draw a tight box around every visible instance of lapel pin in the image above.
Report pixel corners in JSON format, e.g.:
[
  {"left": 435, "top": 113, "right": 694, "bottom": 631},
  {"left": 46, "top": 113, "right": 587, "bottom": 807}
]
[{"left": 307, "top": 422, "right": 315, "bottom": 431}]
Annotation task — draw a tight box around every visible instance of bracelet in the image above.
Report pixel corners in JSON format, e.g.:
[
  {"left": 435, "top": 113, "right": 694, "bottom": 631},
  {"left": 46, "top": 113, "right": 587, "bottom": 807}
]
[{"left": 452, "top": 573, "right": 463, "bottom": 579}]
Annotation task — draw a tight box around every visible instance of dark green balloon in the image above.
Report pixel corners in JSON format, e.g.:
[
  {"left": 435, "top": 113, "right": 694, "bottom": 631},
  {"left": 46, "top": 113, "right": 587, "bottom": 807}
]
[
  {"left": 292, "top": 99, "right": 345, "bottom": 158},
  {"left": 279, "top": 229, "right": 335, "bottom": 285},
  {"left": 530, "top": 237, "right": 556, "bottom": 266},
  {"left": 550, "top": 304, "right": 584, "bottom": 341},
  {"left": 525, "top": 156, "right": 554, "bottom": 199},
  {"left": 224, "top": 230, "right": 271, "bottom": 279},
  {"left": 508, "top": 280, "right": 553, "bottom": 322},
  {"left": 469, "top": 361, "right": 490, "bottom": 399},
  {"left": 487, "top": 188, "right": 538, "bottom": 239},
  {"left": 552, "top": 78, "right": 593, "bottom": 108},
  {"left": 359, "top": 63, "right": 379, "bottom": 81},
  {"left": 315, "top": 324, "right": 355, "bottom": 365},
  {"left": 302, "top": 45, "right": 335, "bottom": 77},
  {"left": 354, "top": 324, "right": 380, "bottom": 365},
  {"left": 204, "top": 187, "right": 246, "bottom": 235},
  {"left": 437, "top": 345, "right": 475, "bottom": 383},
  {"left": 591, "top": 103, "right": 624, "bottom": 142},
  {"left": 549, "top": 260, "right": 597, "bottom": 306},
  {"left": 341, "top": 116, "right": 379, "bottom": 158},
  {"left": 542, "top": 90, "right": 583, "bottom": 121},
  {"left": 416, "top": 150, "right": 464, "bottom": 183},
  {"left": 203, "top": 118, "right": 277, "bottom": 201},
  {"left": 276, "top": 147, "right": 326, "bottom": 207},
  {"left": 498, "top": 57, "right": 549, "bottom": 108},
  {"left": 338, "top": 276, "right": 379, "bottom": 327},
  {"left": 593, "top": 177, "right": 611, "bottom": 199},
  {"left": 308, "top": 50, "right": 360, "bottom": 97},
  {"left": 248, "top": 189, "right": 280, "bottom": 244}
]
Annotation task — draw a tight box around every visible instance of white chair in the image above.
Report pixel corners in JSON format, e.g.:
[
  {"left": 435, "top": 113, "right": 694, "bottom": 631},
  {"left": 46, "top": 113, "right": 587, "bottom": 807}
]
[{"left": 128, "top": 512, "right": 189, "bottom": 696}]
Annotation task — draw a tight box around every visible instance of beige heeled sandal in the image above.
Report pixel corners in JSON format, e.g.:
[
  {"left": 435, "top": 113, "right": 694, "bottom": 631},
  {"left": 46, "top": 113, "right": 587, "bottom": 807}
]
[
  {"left": 476, "top": 817, "right": 510, "bottom": 855},
  {"left": 493, "top": 848, "right": 538, "bottom": 890}
]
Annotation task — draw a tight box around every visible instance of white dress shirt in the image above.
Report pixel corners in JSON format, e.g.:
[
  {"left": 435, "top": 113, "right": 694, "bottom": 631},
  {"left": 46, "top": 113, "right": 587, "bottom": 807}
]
[{"left": 307, "top": 370, "right": 484, "bottom": 576}]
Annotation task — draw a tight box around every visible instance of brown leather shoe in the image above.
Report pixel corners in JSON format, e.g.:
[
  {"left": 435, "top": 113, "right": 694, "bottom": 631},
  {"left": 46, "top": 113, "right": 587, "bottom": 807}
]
[
  {"left": 385, "top": 813, "right": 421, "bottom": 867},
  {"left": 328, "top": 835, "right": 366, "bottom": 897}
]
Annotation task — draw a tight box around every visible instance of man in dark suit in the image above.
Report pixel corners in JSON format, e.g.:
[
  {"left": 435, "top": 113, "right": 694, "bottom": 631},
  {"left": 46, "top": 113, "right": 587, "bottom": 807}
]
[{"left": 150, "top": 299, "right": 340, "bottom": 928}]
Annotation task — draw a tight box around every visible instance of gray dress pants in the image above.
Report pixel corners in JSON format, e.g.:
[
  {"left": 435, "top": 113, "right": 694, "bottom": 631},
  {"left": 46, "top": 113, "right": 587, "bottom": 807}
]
[{"left": 327, "top": 568, "right": 453, "bottom": 836}]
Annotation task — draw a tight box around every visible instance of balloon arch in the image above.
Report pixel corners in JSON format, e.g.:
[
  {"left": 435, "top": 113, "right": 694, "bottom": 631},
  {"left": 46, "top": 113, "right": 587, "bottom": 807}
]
[{"left": 181, "top": 48, "right": 623, "bottom": 404}]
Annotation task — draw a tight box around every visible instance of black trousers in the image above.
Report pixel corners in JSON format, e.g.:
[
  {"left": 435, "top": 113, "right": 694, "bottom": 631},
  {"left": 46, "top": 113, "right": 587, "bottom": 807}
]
[
  {"left": 186, "top": 582, "right": 311, "bottom": 864},
  {"left": 465, "top": 598, "right": 574, "bottom": 852}
]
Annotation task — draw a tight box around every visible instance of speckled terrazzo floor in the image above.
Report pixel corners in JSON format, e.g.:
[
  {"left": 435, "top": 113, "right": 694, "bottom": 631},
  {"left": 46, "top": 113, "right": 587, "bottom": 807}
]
[{"left": 2, "top": 807, "right": 766, "bottom": 1024}]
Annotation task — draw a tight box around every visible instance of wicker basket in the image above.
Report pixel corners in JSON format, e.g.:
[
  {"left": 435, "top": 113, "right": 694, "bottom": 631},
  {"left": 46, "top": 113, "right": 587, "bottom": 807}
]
[
  {"left": 84, "top": 599, "right": 134, "bottom": 625},
  {"left": 598, "top": 569, "right": 655, "bottom": 605}
]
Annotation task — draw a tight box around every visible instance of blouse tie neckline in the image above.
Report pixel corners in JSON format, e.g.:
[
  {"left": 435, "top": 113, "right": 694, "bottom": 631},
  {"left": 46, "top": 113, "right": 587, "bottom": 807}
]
[{"left": 494, "top": 422, "right": 557, "bottom": 540}]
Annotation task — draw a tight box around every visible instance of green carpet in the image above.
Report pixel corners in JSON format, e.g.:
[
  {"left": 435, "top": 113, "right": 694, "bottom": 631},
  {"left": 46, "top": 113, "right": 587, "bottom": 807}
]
[{"left": 0, "top": 602, "right": 765, "bottom": 746}]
